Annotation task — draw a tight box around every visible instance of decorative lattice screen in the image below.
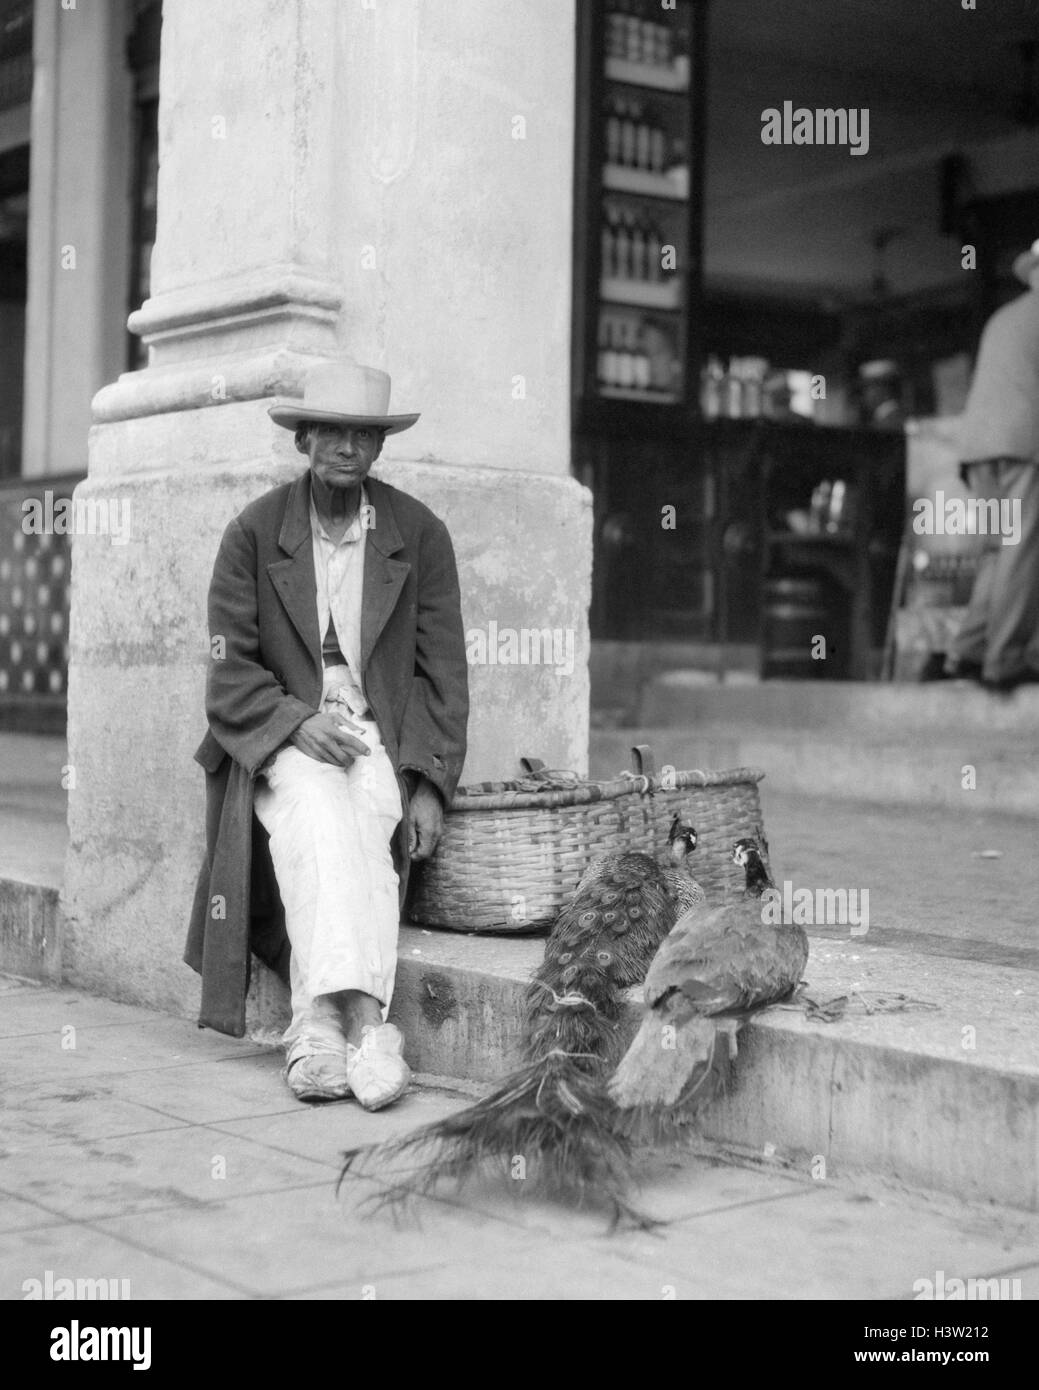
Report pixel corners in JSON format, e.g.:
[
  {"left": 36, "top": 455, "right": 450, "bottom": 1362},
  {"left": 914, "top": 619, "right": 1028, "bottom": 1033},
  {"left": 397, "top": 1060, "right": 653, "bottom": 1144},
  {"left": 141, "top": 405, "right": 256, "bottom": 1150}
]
[{"left": 0, "top": 476, "right": 80, "bottom": 725}]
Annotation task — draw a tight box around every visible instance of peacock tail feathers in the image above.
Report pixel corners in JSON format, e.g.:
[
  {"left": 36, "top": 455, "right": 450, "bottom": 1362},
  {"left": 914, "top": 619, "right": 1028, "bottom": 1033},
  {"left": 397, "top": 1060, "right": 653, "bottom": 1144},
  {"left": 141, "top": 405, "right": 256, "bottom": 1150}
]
[
  {"left": 339, "top": 1052, "right": 656, "bottom": 1230},
  {"left": 519, "top": 850, "right": 679, "bottom": 1060},
  {"left": 338, "top": 844, "right": 698, "bottom": 1228}
]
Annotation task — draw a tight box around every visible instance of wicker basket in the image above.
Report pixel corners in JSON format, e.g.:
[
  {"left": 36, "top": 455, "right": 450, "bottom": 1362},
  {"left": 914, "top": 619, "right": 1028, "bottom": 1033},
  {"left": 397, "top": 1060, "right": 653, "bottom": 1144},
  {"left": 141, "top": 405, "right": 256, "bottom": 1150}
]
[{"left": 408, "top": 746, "right": 768, "bottom": 933}]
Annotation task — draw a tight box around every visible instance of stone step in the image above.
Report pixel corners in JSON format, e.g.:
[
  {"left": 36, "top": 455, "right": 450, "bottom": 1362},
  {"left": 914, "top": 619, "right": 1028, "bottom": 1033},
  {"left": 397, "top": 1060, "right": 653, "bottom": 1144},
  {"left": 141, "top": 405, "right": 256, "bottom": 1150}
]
[
  {"left": 7, "top": 863, "right": 1036, "bottom": 1212},
  {"left": 593, "top": 710, "right": 1039, "bottom": 818},
  {"left": 5, "top": 896, "right": 1038, "bottom": 1216},
  {"left": 0, "top": 878, "right": 61, "bottom": 983},
  {"left": 249, "top": 921, "right": 1039, "bottom": 1214},
  {"left": 590, "top": 640, "right": 759, "bottom": 725},
  {"left": 598, "top": 675, "right": 1039, "bottom": 811},
  {"left": 639, "top": 674, "right": 1039, "bottom": 735}
]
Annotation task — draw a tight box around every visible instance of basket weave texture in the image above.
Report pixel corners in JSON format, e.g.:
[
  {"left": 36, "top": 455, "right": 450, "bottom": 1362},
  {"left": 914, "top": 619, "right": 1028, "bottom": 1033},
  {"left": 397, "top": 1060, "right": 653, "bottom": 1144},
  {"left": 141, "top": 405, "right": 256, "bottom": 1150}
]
[{"left": 408, "top": 747, "right": 768, "bottom": 933}]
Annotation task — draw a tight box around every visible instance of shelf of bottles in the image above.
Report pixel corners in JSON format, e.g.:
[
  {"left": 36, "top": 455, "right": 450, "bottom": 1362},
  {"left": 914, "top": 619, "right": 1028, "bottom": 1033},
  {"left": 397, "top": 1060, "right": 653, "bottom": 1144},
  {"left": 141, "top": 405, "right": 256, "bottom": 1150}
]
[{"left": 595, "top": 0, "right": 693, "bottom": 404}]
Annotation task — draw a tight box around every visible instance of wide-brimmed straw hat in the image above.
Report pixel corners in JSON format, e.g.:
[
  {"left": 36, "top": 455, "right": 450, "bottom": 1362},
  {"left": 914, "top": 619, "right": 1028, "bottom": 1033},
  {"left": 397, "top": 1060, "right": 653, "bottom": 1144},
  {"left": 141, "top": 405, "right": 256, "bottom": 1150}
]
[
  {"left": 1013, "top": 238, "right": 1039, "bottom": 285},
  {"left": 269, "top": 362, "right": 419, "bottom": 434}
]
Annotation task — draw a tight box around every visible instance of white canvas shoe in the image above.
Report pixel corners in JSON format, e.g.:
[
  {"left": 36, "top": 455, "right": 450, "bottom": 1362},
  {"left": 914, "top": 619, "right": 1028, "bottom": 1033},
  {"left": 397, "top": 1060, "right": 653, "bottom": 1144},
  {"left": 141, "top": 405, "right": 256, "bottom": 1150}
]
[
  {"left": 284, "top": 1048, "right": 353, "bottom": 1102},
  {"left": 345, "top": 1023, "right": 412, "bottom": 1111}
]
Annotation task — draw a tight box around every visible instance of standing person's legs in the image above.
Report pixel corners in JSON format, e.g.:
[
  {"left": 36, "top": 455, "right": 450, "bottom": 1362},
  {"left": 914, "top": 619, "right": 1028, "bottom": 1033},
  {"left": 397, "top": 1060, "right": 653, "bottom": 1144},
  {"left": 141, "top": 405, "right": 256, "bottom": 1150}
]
[
  {"left": 947, "top": 461, "right": 998, "bottom": 675},
  {"left": 975, "top": 460, "right": 1039, "bottom": 684}
]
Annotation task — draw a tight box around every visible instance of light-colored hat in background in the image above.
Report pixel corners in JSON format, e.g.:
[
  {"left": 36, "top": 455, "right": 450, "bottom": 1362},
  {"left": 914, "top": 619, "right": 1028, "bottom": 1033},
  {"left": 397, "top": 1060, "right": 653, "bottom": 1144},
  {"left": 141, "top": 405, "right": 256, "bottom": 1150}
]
[
  {"left": 269, "top": 362, "right": 420, "bottom": 435},
  {"left": 858, "top": 358, "right": 899, "bottom": 381},
  {"left": 1013, "top": 238, "right": 1039, "bottom": 285}
]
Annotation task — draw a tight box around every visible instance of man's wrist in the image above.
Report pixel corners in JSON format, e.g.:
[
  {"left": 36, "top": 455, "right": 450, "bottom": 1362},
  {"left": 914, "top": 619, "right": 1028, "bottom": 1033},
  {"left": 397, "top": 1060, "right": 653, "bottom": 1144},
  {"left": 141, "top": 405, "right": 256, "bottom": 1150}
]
[{"left": 402, "top": 768, "right": 442, "bottom": 804}]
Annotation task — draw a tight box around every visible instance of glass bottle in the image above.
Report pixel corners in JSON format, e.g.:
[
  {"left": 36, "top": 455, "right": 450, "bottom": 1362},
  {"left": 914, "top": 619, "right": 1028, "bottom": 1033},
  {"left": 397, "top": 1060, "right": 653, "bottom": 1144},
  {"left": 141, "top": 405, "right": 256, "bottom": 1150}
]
[
  {"left": 601, "top": 206, "right": 616, "bottom": 280},
  {"left": 620, "top": 99, "right": 637, "bottom": 167},
  {"left": 597, "top": 315, "right": 611, "bottom": 386},
  {"left": 810, "top": 481, "right": 832, "bottom": 533},
  {"left": 601, "top": 315, "right": 619, "bottom": 388},
  {"left": 633, "top": 323, "right": 652, "bottom": 391},
  {"left": 700, "top": 356, "right": 724, "bottom": 419},
  {"left": 637, "top": 18, "right": 649, "bottom": 65},
  {"left": 630, "top": 210, "right": 647, "bottom": 281},
  {"left": 649, "top": 115, "right": 666, "bottom": 173},
  {"left": 659, "top": 20, "right": 673, "bottom": 68},
  {"left": 636, "top": 104, "right": 653, "bottom": 170},
  {"left": 667, "top": 135, "right": 688, "bottom": 194},
  {"left": 605, "top": 94, "right": 622, "bottom": 166},
  {"left": 625, "top": 8, "right": 642, "bottom": 62},
  {"left": 724, "top": 359, "right": 744, "bottom": 418},
  {"left": 646, "top": 216, "right": 662, "bottom": 281},
  {"left": 742, "top": 364, "right": 763, "bottom": 417},
  {"left": 606, "top": 1, "right": 628, "bottom": 60},
  {"left": 827, "top": 479, "right": 847, "bottom": 533},
  {"left": 673, "top": 8, "right": 691, "bottom": 84},
  {"left": 617, "top": 318, "right": 636, "bottom": 388},
  {"left": 614, "top": 206, "right": 631, "bottom": 279}
]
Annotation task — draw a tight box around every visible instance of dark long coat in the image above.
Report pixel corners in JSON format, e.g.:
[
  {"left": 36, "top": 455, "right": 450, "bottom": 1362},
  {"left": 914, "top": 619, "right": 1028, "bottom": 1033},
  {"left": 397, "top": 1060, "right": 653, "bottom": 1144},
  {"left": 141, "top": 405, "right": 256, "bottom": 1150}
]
[{"left": 183, "top": 471, "right": 469, "bottom": 1037}]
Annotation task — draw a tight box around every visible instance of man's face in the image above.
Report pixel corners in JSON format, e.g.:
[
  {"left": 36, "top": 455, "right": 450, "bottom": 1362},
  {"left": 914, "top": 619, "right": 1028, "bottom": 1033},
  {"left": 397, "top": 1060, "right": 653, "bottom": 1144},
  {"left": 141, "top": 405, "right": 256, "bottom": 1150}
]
[{"left": 304, "top": 423, "right": 384, "bottom": 490}]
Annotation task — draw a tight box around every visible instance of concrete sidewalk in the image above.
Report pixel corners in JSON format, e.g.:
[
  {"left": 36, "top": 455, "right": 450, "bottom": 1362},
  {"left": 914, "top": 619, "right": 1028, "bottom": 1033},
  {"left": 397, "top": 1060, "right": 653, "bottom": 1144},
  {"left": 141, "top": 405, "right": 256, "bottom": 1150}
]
[
  {"left": 2, "top": 972, "right": 1038, "bottom": 1301},
  {"left": 3, "top": 731, "right": 1038, "bottom": 1226}
]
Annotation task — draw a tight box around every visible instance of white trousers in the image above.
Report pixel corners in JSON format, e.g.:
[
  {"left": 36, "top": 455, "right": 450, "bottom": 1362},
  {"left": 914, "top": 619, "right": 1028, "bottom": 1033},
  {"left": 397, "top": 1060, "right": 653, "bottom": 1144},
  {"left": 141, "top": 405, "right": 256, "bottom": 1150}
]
[{"left": 253, "top": 669, "right": 403, "bottom": 1056}]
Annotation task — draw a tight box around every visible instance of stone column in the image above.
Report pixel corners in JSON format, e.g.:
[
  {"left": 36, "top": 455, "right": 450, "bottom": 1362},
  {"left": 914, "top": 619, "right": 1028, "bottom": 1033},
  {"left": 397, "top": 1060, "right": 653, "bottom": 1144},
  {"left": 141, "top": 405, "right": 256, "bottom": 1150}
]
[
  {"left": 64, "top": 0, "right": 590, "bottom": 1020},
  {"left": 23, "top": 0, "right": 134, "bottom": 478}
]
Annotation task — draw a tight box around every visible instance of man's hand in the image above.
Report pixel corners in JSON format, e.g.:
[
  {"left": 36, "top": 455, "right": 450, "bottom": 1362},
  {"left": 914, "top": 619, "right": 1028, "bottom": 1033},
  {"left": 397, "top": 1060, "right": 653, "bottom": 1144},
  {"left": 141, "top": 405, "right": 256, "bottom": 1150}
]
[
  {"left": 289, "top": 712, "right": 370, "bottom": 766},
  {"left": 408, "top": 778, "right": 444, "bottom": 861}
]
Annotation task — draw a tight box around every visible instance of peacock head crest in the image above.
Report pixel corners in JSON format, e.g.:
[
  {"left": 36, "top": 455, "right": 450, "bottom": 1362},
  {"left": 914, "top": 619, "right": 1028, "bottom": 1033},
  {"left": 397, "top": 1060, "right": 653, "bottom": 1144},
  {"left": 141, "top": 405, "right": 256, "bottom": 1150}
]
[
  {"left": 667, "top": 815, "right": 698, "bottom": 863},
  {"left": 732, "top": 837, "right": 760, "bottom": 867},
  {"left": 733, "top": 837, "right": 773, "bottom": 895}
]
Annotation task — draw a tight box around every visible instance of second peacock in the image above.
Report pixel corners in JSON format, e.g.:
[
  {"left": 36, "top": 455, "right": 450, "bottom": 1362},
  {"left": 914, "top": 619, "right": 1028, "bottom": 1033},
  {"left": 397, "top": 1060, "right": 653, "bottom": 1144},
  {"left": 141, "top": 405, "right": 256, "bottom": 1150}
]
[{"left": 609, "top": 837, "right": 809, "bottom": 1124}]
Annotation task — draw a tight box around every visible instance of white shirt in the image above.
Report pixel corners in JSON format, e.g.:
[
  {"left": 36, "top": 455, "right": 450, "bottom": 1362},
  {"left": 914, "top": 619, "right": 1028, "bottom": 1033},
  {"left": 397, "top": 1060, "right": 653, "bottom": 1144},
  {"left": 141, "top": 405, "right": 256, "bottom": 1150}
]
[{"left": 310, "top": 487, "right": 368, "bottom": 714}]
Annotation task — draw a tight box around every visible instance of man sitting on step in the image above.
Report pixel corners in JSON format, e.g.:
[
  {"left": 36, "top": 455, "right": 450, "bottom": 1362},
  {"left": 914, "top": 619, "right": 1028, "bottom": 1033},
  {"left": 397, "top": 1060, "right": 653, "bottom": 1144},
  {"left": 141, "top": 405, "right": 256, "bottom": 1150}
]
[{"left": 185, "top": 362, "right": 469, "bottom": 1110}]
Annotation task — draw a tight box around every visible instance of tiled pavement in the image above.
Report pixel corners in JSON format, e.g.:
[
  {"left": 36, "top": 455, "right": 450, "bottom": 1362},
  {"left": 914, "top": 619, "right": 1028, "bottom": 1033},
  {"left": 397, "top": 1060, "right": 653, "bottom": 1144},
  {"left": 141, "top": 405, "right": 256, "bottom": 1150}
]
[{"left": 2, "top": 975, "right": 1038, "bottom": 1301}]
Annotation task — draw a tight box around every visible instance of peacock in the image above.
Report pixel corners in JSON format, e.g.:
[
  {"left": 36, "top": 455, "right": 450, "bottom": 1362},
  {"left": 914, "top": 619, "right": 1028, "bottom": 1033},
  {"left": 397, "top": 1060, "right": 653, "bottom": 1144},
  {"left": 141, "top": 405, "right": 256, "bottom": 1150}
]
[
  {"left": 338, "top": 815, "right": 705, "bottom": 1227},
  {"left": 608, "top": 837, "right": 809, "bottom": 1123}
]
